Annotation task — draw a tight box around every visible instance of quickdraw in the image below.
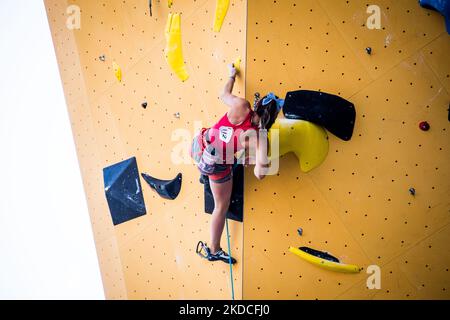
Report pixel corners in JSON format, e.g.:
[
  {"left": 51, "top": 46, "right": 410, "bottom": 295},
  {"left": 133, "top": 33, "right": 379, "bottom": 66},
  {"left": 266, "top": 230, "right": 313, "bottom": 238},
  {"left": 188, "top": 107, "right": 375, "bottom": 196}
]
[{"left": 196, "top": 241, "right": 210, "bottom": 260}]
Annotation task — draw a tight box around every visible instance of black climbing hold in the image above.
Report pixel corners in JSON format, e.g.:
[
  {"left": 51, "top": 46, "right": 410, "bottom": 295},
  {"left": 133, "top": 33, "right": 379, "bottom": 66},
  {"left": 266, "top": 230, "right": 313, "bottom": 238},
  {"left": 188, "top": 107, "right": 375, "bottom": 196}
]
[
  {"left": 419, "top": 0, "right": 450, "bottom": 34},
  {"left": 366, "top": 47, "right": 372, "bottom": 55},
  {"left": 149, "top": 0, "right": 152, "bottom": 17},
  {"left": 448, "top": 103, "right": 450, "bottom": 122},
  {"left": 283, "top": 90, "right": 356, "bottom": 141},
  {"left": 204, "top": 165, "right": 244, "bottom": 222},
  {"left": 141, "top": 172, "right": 182, "bottom": 200},
  {"left": 300, "top": 247, "right": 340, "bottom": 263},
  {"left": 297, "top": 228, "right": 303, "bottom": 236},
  {"left": 409, "top": 188, "right": 416, "bottom": 196},
  {"left": 103, "top": 157, "right": 146, "bottom": 225},
  {"left": 142, "top": 101, "right": 148, "bottom": 109},
  {"left": 419, "top": 121, "right": 430, "bottom": 131}
]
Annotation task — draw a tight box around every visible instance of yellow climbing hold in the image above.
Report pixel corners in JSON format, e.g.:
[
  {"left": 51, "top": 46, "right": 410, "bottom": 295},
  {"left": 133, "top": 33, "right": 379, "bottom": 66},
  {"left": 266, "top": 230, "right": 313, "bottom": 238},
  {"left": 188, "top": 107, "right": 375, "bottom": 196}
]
[
  {"left": 269, "top": 118, "right": 328, "bottom": 172},
  {"left": 112, "top": 61, "right": 122, "bottom": 82},
  {"left": 164, "top": 13, "right": 189, "bottom": 82},
  {"left": 213, "top": 0, "right": 230, "bottom": 32},
  {"left": 289, "top": 247, "right": 361, "bottom": 273},
  {"left": 233, "top": 56, "right": 241, "bottom": 74},
  {"left": 168, "top": 0, "right": 173, "bottom": 8}
]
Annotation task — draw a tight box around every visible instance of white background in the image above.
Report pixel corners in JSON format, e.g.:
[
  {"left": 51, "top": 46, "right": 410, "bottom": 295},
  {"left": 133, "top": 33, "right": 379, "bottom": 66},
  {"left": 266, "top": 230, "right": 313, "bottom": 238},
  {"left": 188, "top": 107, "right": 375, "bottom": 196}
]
[{"left": 0, "top": 0, "right": 104, "bottom": 299}]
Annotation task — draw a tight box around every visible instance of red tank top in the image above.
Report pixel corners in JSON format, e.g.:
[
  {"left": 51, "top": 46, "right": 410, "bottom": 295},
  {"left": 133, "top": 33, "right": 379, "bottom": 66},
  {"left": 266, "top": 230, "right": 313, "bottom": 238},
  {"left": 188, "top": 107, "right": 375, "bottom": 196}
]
[{"left": 207, "top": 110, "right": 259, "bottom": 164}]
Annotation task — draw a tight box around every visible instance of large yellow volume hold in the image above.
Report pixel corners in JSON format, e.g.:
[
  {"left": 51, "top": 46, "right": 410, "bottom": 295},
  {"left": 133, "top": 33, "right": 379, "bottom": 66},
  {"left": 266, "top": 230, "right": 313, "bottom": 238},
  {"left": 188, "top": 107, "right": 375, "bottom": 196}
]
[
  {"left": 112, "top": 61, "right": 122, "bottom": 82},
  {"left": 289, "top": 247, "right": 361, "bottom": 273},
  {"left": 164, "top": 13, "right": 189, "bottom": 82},
  {"left": 269, "top": 118, "right": 328, "bottom": 172},
  {"left": 213, "top": 0, "right": 230, "bottom": 32}
]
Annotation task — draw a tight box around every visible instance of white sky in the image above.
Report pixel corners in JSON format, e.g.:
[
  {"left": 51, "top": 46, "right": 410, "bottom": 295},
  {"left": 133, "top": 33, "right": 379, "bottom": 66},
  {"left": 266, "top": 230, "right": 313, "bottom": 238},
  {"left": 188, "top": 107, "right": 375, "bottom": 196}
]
[{"left": 0, "top": 0, "right": 104, "bottom": 299}]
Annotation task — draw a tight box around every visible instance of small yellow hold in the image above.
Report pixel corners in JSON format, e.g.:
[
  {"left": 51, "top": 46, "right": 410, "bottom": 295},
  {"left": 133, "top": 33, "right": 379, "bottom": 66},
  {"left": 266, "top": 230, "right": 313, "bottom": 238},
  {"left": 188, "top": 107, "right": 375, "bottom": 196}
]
[
  {"left": 164, "top": 13, "right": 189, "bottom": 81},
  {"left": 112, "top": 61, "right": 122, "bottom": 82},
  {"left": 168, "top": 0, "right": 173, "bottom": 8},
  {"left": 213, "top": 0, "right": 230, "bottom": 32},
  {"left": 233, "top": 56, "right": 241, "bottom": 74}
]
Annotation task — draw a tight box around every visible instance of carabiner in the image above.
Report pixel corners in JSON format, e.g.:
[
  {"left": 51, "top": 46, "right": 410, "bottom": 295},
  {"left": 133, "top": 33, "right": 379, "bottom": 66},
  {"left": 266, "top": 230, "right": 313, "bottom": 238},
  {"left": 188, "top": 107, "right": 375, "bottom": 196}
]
[{"left": 196, "top": 241, "right": 210, "bottom": 259}]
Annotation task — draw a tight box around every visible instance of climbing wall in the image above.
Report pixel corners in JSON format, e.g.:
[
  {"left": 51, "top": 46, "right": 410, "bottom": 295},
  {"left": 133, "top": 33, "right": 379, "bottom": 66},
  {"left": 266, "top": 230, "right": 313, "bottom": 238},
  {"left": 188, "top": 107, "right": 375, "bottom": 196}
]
[
  {"left": 44, "top": 0, "right": 247, "bottom": 299},
  {"left": 45, "top": 0, "right": 449, "bottom": 300},
  {"left": 244, "top": 0, "right": 450, "bottom": 299}
]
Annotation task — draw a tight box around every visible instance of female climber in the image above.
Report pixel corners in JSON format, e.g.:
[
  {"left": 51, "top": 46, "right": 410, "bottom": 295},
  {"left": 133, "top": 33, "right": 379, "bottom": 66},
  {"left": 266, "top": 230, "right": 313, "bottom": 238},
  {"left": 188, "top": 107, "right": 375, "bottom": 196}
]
[{"left": 191, "top": 63, "right": 283, "bottom": 263}]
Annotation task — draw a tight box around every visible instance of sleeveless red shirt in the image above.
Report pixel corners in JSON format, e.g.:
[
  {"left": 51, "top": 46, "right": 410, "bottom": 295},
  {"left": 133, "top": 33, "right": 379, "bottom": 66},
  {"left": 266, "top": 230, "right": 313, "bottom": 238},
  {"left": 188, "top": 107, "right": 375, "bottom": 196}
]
[{"left": 207, "top": 110, "right": 259, "bottom": 164}]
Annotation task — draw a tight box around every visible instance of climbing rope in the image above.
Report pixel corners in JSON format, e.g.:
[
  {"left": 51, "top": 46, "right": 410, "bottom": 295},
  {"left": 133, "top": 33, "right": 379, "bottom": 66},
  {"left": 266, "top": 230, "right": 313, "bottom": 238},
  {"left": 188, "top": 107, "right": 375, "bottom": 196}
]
[
  {"left": 225, "top": 218, "right": 235, "bottom": 300},
  {"left": 195, "top": 221, "right": 235, "bottom": 300}
]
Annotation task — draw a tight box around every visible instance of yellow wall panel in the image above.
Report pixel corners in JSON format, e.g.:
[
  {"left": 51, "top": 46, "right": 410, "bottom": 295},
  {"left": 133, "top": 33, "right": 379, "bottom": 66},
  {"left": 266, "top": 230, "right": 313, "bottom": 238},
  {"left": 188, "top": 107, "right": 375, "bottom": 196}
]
[
  {"left": 337, "top": 262, "right": 420, "bottom": 299},
  {"left": 247, "top": 0, "right": 372, "bottom": 98},
  {"left": 339, "top": 224, "right": 450, "bottom": 299},
  {"left": 396, "top": 224, "right": 450, "bottom": 299},
  {"left": 422, "top": 34, "right": 450, "bottom": 93},
  {"left": 45, "top": 0, "right": 247, "bottom": 299},
  {"left": 244, "top": 0, "right": 449, "bottom": 300},
  {"left": 309, "top": 52, "right": 450, "bottom": 265},
  {"left": 243, "top": 161, "right": 371, "bottom": 299},
  {"left": 318, "top": 0, "right": 445, "bottom": 79}
]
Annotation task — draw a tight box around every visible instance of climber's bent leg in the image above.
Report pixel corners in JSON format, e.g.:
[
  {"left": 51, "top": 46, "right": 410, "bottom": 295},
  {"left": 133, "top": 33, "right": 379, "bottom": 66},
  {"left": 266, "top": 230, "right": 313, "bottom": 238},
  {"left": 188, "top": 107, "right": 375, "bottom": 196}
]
[{"left": 209, "top": 173, "right": 233, "bottom": 255}]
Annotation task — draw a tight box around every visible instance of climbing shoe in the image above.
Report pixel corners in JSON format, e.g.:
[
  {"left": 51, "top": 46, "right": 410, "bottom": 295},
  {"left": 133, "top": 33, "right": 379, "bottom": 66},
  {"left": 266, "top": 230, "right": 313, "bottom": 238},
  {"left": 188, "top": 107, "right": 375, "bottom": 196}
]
[
  {"left": 196, "top": 241, "right": 236, "bottom": 264},
  {"left": 207, "top": 248, "right": 237, "bottom": 264}
]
